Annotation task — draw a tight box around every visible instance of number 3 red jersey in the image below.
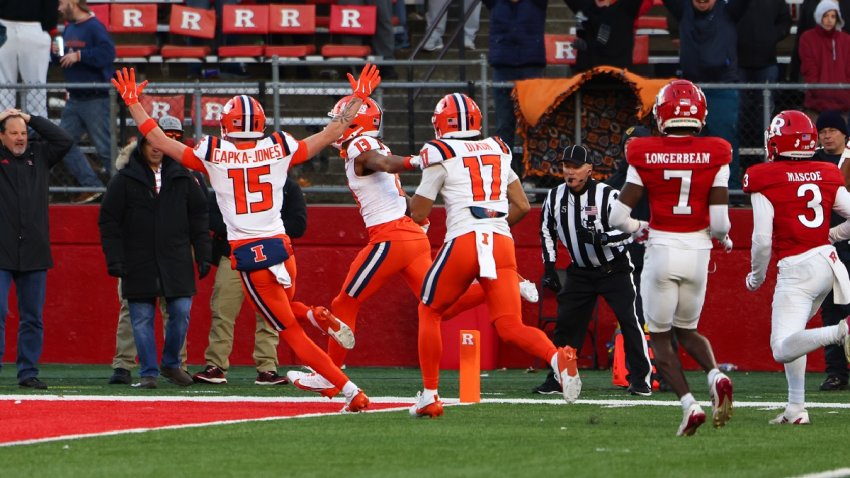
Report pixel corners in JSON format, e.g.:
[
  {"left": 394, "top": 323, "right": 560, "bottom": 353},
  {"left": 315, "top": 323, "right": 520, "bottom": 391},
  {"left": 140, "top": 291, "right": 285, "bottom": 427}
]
[
  {"left": 626, "top": 136, "right": 732, "bottom": 233},
  {"left": 743, "top": 160, "right": 844, "bottom": 259}
]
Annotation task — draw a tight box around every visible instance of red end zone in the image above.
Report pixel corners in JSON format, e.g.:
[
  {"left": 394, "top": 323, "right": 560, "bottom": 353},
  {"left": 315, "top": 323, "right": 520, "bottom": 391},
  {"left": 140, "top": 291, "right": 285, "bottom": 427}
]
[{"left": 0, "top": 397, "right": 410, "bottom": 446}]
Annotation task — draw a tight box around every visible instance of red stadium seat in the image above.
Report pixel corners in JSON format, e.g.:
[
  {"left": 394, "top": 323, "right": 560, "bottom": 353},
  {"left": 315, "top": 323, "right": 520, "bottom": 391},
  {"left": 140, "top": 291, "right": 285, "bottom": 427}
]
[
  {"left": 321, "top": 4, "right": 376, "bottom": 58},
  {"left": 161, "top": 5, "right": 215, "bottom": 60},
  {"left": 265, "top": 4, "right": 318, "bottom": 58},
  {"left": 544, "top": 34, "right": 576, "bottom": 65},
  {"left": 632, "top": 34, "right": 649, "bottom": 65},
  {"left": 220, "top": 4, "right": 269, "bottom": 59},
  {"left": 634, "top": 15, "right": 668, "bottom": 31},
  {"left": 110, "top": 4, "right": 160, "bottom": 59}
]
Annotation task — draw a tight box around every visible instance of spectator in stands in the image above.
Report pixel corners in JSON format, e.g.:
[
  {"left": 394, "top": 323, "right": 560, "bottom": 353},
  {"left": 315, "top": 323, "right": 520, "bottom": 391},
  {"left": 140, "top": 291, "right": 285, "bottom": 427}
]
[
  {"left": 98, "top": 124, "right": 211, "bottom": 389},
  {"left": 484, "top": 0, "right": 547, "bottom": 175},
  {"left": 563, "top": 0, "right": 643, "bottom": 72},
  {"left": 54, "top": 0, "right": 116, "bottom": 204},
  {"left": 736, "top": 0, "right": 791, "bottom": 133},
  {"left": 106, "top": 116, "right": 195, "bottom": 386},
  {"left": 0, "top": 1, "right": 57, "bottom": 119},
  {"left": 664, "top": 0, "right": 750, "bottom": 190},
  {"left": 798, "top": 0, "right": 850, "bottom": 115},
  {"left": 394, "top": 0, "right": 411, "bottom": 49},
  {"left": 0, "top": 108, "right": 73, "bottom": 390},
  {"left": 340, "top": 0, "right": 398, "bottom": 78},
  {"left": 192, "top": 177, "right": 306, "bottom": 386},
  {"left": 789, "top": 0, "right": 850, "bottom": 82},
  {"left": 812, "top": 110, "right": 850, "bottom": 391},
  {"left": 423, "top": 0, "right": 480, "bottom": 51}
]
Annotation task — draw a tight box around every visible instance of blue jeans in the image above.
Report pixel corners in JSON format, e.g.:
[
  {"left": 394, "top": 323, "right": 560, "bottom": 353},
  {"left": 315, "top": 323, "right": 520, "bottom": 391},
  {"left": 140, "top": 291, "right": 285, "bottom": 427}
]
[
  {"left": 60, "top": 96, "right": 112, "bottom": 188},
  {"left": 0, "top": 269, "right": 47, "bottom": 381},
  {"left": 492, "top": 65, "right": 545, "bottom": 174},
  {"left": 128, "top": 297, "right": 192, "bottom": 377},
  {"left": 702, "top": 88, "right": 741, "bottom": 189}
]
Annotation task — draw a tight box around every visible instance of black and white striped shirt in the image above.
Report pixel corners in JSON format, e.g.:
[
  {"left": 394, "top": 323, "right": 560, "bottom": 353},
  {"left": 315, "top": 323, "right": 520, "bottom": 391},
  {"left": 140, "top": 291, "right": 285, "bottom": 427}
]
[{"left": 541, "top": 179, "right": 631, "bottom": 269}]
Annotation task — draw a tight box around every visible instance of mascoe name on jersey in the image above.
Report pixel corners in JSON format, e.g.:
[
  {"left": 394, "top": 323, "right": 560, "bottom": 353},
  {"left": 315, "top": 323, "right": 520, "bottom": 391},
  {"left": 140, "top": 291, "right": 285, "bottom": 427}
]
[
  {"left": 626, "top": 136, "right": 732, "bottom": 233},
  {"left": 744, "top": 160, "right": 845, "bottom": 259},
  {"left": 191, "top": 131, "right": 304, "bottom": 241},
  {"left": 343, "top": 135, "right": 407, "bottom": 228},
  {"left": 416, "top": 136, "right": 518, "bottom": 241}
]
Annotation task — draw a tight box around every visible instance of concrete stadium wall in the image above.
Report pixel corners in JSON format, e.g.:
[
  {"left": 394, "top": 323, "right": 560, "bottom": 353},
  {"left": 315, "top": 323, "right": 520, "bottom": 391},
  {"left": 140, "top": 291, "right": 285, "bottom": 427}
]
[{"left": 1, "top": 206, "right": 823, "bottom": 372}]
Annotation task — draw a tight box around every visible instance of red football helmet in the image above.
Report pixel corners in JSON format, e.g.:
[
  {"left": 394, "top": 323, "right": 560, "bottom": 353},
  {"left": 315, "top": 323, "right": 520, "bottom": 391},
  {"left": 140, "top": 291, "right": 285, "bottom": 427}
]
[
  {"left": 652, "top": 80, "right": 708, "bottom": 133},
  {"left": 329, "top": 95, "right": 383, "bottom": 148},
  {"left": 432, "top": 93, "right": 482, "bottom": 139},
  {"left": 764, "top": 110, "right": 818, "bottom": 161},
  {"left": 220, "top": 95, "right": 266, "bottom": 139}
]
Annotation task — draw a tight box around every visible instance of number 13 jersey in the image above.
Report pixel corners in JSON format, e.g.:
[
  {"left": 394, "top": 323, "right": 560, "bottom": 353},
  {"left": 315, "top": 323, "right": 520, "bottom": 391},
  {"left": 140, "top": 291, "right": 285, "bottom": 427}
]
[{"left": 188, "top": 132, "right": 306, "bottom": 241}]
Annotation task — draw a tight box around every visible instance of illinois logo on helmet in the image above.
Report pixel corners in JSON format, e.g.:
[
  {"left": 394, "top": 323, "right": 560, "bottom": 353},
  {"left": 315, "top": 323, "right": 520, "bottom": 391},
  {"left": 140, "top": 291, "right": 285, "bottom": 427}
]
[
  {"left": 220, "top": 95, "right": 266, "bottom": 139},
  {"left": 764, "top": 110, "right": 818, "bottom": 161},
  {"left": 652, "top": 80, "right": 707, "bottom": 134},
  {"left": 432, "top": 93, "right": 482, "bottom": 139},
  {"left": 329, "top": 95, "right": 383, "bottom": 149}
]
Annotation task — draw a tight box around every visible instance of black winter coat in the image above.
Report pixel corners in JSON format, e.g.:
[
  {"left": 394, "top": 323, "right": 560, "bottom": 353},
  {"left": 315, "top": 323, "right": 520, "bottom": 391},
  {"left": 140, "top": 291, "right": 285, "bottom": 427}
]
[
  {"left": 0, "top": 116, "right": 72, "bottom": 271},
  {"left": 98, "top": 140, "right": 210, "bottom": 300}
]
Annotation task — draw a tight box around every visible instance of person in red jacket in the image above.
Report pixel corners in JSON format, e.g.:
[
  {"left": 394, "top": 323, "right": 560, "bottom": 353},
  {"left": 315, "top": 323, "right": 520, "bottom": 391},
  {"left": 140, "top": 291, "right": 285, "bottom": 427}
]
[{"left": 799, "top": 0, "right": 850, "bottom": 114}]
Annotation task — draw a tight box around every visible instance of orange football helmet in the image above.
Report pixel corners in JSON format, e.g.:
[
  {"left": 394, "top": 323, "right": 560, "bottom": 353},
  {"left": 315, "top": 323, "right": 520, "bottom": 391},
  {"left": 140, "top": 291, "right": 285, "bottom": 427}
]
[
  {"left": 432, "top": 93, "right": 482, "bottom": 139},
  {"left": 652, "top": 79, "right": 707, "bottom": 134},
  {"left": 329, "top": 95, "right": 383, "bottom": 148},
  {"left": 220, "top": 95, "right": 266, "bottom": 139}
]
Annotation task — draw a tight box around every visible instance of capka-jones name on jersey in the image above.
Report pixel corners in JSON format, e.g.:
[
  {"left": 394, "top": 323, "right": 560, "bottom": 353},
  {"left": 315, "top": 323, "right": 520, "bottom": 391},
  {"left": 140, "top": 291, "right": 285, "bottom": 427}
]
[
  {"left": 786, "top": 171, "right": 823, "bottom": 182},
  {"left": 644, "top": 152, "right": 710, "bottom": 164},
  {"left": 211, "top": 144, "right": 284, "bottom": 164}
]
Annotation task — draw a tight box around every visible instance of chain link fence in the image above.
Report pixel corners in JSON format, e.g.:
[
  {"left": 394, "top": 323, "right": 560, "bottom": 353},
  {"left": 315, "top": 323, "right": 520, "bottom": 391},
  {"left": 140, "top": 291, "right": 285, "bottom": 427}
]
[{"left": 2, "top": 61, "right": 847, "bottom": 205}]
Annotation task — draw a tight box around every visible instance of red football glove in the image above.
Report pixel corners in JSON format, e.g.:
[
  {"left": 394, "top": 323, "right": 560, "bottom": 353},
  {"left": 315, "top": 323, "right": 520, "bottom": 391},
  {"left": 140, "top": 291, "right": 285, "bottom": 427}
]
[
  {"left": 111, "top": 67, "right": 148, "bottom": 106},
  {"left": 347, "top": 63, "right": 381, "bottom": 100}
]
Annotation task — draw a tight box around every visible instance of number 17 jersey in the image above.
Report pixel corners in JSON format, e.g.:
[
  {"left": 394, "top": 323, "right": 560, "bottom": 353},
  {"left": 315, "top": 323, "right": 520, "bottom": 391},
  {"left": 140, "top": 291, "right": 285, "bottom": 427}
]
[{"left": 188, "top": 132, "right": 306, "bottom": 241}]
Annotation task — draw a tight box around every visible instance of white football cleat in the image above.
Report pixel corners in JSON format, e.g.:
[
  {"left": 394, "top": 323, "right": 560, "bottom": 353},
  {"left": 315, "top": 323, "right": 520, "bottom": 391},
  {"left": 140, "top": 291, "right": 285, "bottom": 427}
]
[
  {"left": 519, "top": 279, "right": 539, "bottom": 303},
  {"left": 710, "top": 372, "right": 733, "bottom": 428},
  {"left": 308, "top": 306, "right": 355, "bottom": 350},
  {"left": 553, "top": 347, "right": 581, "bottom": 404},
  {"left": 677, "top": 403, "right": 706, "bottom": 437},
  {"left": 769, "top": 408, "right": 810, "bottom": 425},
  {"left": 409, "top": 391, "right": 444, "bottom": 418},
  {"left": 341, "top": 389, "right": 369, "bottom": 413},
  {"left": 286, "top": 370, "right": 339, "bottom": 398}
]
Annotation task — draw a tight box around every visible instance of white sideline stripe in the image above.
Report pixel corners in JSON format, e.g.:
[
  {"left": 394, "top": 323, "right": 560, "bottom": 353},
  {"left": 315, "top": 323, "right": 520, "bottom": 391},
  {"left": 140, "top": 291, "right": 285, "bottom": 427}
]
[
  {"left": 3, "top": 394, "right": 850, "bottom": 408},
  {"left": 789, "top": 468, "right": 850, "bottom": 478}
]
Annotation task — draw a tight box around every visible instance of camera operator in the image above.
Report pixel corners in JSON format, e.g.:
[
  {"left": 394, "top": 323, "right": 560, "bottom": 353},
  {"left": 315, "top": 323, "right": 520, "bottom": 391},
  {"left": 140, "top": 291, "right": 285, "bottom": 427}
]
[{"left": 534, "top": 145, "right": 653, "bottom": 396}]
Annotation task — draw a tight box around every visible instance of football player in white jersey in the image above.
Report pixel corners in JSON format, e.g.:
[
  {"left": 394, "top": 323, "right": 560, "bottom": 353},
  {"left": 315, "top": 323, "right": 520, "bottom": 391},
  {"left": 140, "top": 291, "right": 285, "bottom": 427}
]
[
  {"left": 111, "top": 65, "right": 380, "bottom": 413},
  {"left": 407, "top": 93, "right": 581, "bottom": 417}
]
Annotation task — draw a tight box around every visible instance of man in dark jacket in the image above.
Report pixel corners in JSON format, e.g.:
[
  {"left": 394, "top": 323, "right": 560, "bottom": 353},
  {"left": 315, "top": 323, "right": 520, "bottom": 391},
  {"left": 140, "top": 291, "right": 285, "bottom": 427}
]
[
  {"left": 0, "top": 107, "right": 73, "bottom": 389},
  {"left": 98, "top": 134, "right": 210, "bottom": 389},
  {"left": 563, "top": 0, "right": 644, "bottom": 72}
]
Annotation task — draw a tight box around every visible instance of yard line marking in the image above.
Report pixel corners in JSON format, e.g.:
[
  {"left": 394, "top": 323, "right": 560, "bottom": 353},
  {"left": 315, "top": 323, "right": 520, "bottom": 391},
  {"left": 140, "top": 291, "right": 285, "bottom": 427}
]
[{"left": 788, "top": 468, "right": 850, "bottom": 478}]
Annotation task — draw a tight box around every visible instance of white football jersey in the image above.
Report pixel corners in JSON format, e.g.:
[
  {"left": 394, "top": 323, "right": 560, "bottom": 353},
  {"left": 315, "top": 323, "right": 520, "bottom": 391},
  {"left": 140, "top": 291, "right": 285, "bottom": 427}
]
[
  {"left": 344, "top": 135, "right": 408, "bottom": 228},
  {"left": 192, "top": 132, "right": 301, "bottom": 240},
  {"left": 415, "top": 137, "right": 519, "bottom": 241}
]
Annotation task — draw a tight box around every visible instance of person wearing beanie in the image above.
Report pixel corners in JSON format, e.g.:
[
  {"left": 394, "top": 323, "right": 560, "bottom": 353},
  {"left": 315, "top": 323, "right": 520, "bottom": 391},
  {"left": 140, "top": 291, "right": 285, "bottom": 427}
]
[
  {"left": 812, "top": 109, "right": 850, "bottom": 392},
  {"left": 799, "top": 0, "right": 850, "bottom": 113}
]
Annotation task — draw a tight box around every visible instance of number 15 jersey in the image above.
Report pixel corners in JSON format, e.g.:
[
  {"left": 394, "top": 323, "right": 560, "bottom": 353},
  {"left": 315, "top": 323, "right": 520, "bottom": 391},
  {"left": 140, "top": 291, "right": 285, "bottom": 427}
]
[{"left": 186, "top": 132, "right": 306, "bottom": 241}]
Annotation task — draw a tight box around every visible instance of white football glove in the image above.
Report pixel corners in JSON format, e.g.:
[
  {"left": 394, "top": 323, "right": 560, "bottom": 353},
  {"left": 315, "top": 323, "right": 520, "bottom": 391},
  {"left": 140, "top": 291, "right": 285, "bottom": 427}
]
[
  {"left": 719, "top": 234, "right": 733, "bottom": 253},
  {"left": 519, "top": 279, "right": 539, "bottom": 303},
  {"left": 632, "top": 221, "right": 649, "bottom": 244},
  {"left": 745, "top": 272, "right": 763, "bottom": 292}
]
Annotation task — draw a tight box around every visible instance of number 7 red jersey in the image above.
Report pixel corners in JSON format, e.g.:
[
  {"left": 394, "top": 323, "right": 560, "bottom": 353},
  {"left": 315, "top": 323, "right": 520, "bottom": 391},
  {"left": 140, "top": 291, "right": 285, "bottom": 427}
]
[
  {"left": 743, "top": 160, "right": 845, "bottom": 260},
  {"left": 626, "top": 136, "right": 731, "bottom": 233}
]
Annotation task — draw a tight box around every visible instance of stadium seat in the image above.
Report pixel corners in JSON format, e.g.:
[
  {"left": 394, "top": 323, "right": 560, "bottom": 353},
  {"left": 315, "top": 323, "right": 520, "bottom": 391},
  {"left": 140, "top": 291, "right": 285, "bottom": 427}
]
[
  {"left": 220, "top": 4, "right": 268, "bottom": 60},
  {"left": 161, "top": 5, "right": 215, "bottom": 61},
  {"left": 321, "top": 4, "right": 377, "bottom": 58},
  {"left": 544, "top": 34, "right": 576, "bottom": 65},
  {"left": 264, "top": 4, "right": 318, "bottom": 59},
  {"left": 632, "top": 35, "right": 649, "bottom": 65},
  {"left": 109, "top": 4, "right": 160, "bottom": 60}
]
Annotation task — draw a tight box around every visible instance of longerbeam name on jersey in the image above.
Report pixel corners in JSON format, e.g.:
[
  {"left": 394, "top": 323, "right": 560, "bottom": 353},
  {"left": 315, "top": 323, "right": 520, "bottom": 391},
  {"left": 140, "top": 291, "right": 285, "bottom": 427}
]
[
  {"left": 786, "top": 171, "right": 824, "bottom": 182},
  {"left": 644, "top": 152, "right": 710, "bottom": 164},
  {"left": 211, "top": 144, "right": 285, "bottom": 164}
]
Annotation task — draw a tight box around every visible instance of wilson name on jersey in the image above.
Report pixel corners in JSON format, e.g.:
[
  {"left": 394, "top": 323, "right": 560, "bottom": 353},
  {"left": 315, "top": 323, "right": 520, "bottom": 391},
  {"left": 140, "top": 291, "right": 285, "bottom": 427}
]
[
  {"left": 626, "top": 136, "right": 731, "bottom": 233},
  {"left": 744, "top": 160, "right": 845, "bottom": 259},
  {"left": 344, "top": 135, "right": 408, "bottom": 228},
  {"left": 193, "top": 132, "right": 301, "bottom": 241}
]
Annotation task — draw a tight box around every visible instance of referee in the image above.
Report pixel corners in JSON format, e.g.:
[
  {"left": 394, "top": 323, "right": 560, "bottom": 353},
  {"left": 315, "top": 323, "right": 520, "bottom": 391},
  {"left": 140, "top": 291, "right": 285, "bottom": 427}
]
[{"left": 534, "top": 145, "right": 653, "bottom": 396}]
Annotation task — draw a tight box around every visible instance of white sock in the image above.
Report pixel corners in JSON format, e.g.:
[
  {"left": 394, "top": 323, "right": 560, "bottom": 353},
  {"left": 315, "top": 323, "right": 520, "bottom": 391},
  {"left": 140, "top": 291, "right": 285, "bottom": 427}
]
[
  {"left": 342, "top": 381, "right": 359, "bottom": 397},
  {"left": 783, "top": 357, "right": 806, "bottom": 405},
  {"left": 707, "top": 368, "right": 720, "bottom": 388},
  {"left": 423, "top": 388, "right": 439, "bottom": 400},
  {"left": 786, "top": 402, "right": 805, "bottom": 416},
  {"left": 681, "top": 393, "right": 697, "bottom": 411}
]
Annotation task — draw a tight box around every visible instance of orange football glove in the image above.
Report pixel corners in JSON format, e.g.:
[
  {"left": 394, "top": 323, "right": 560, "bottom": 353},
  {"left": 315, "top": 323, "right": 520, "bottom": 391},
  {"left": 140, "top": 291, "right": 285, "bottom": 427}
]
[
  {"left": 111, "top": 67, "right": 148, "bottom": 106},
  {"left": 347, "top": 63, "right": 381, "bottom": 100}
]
